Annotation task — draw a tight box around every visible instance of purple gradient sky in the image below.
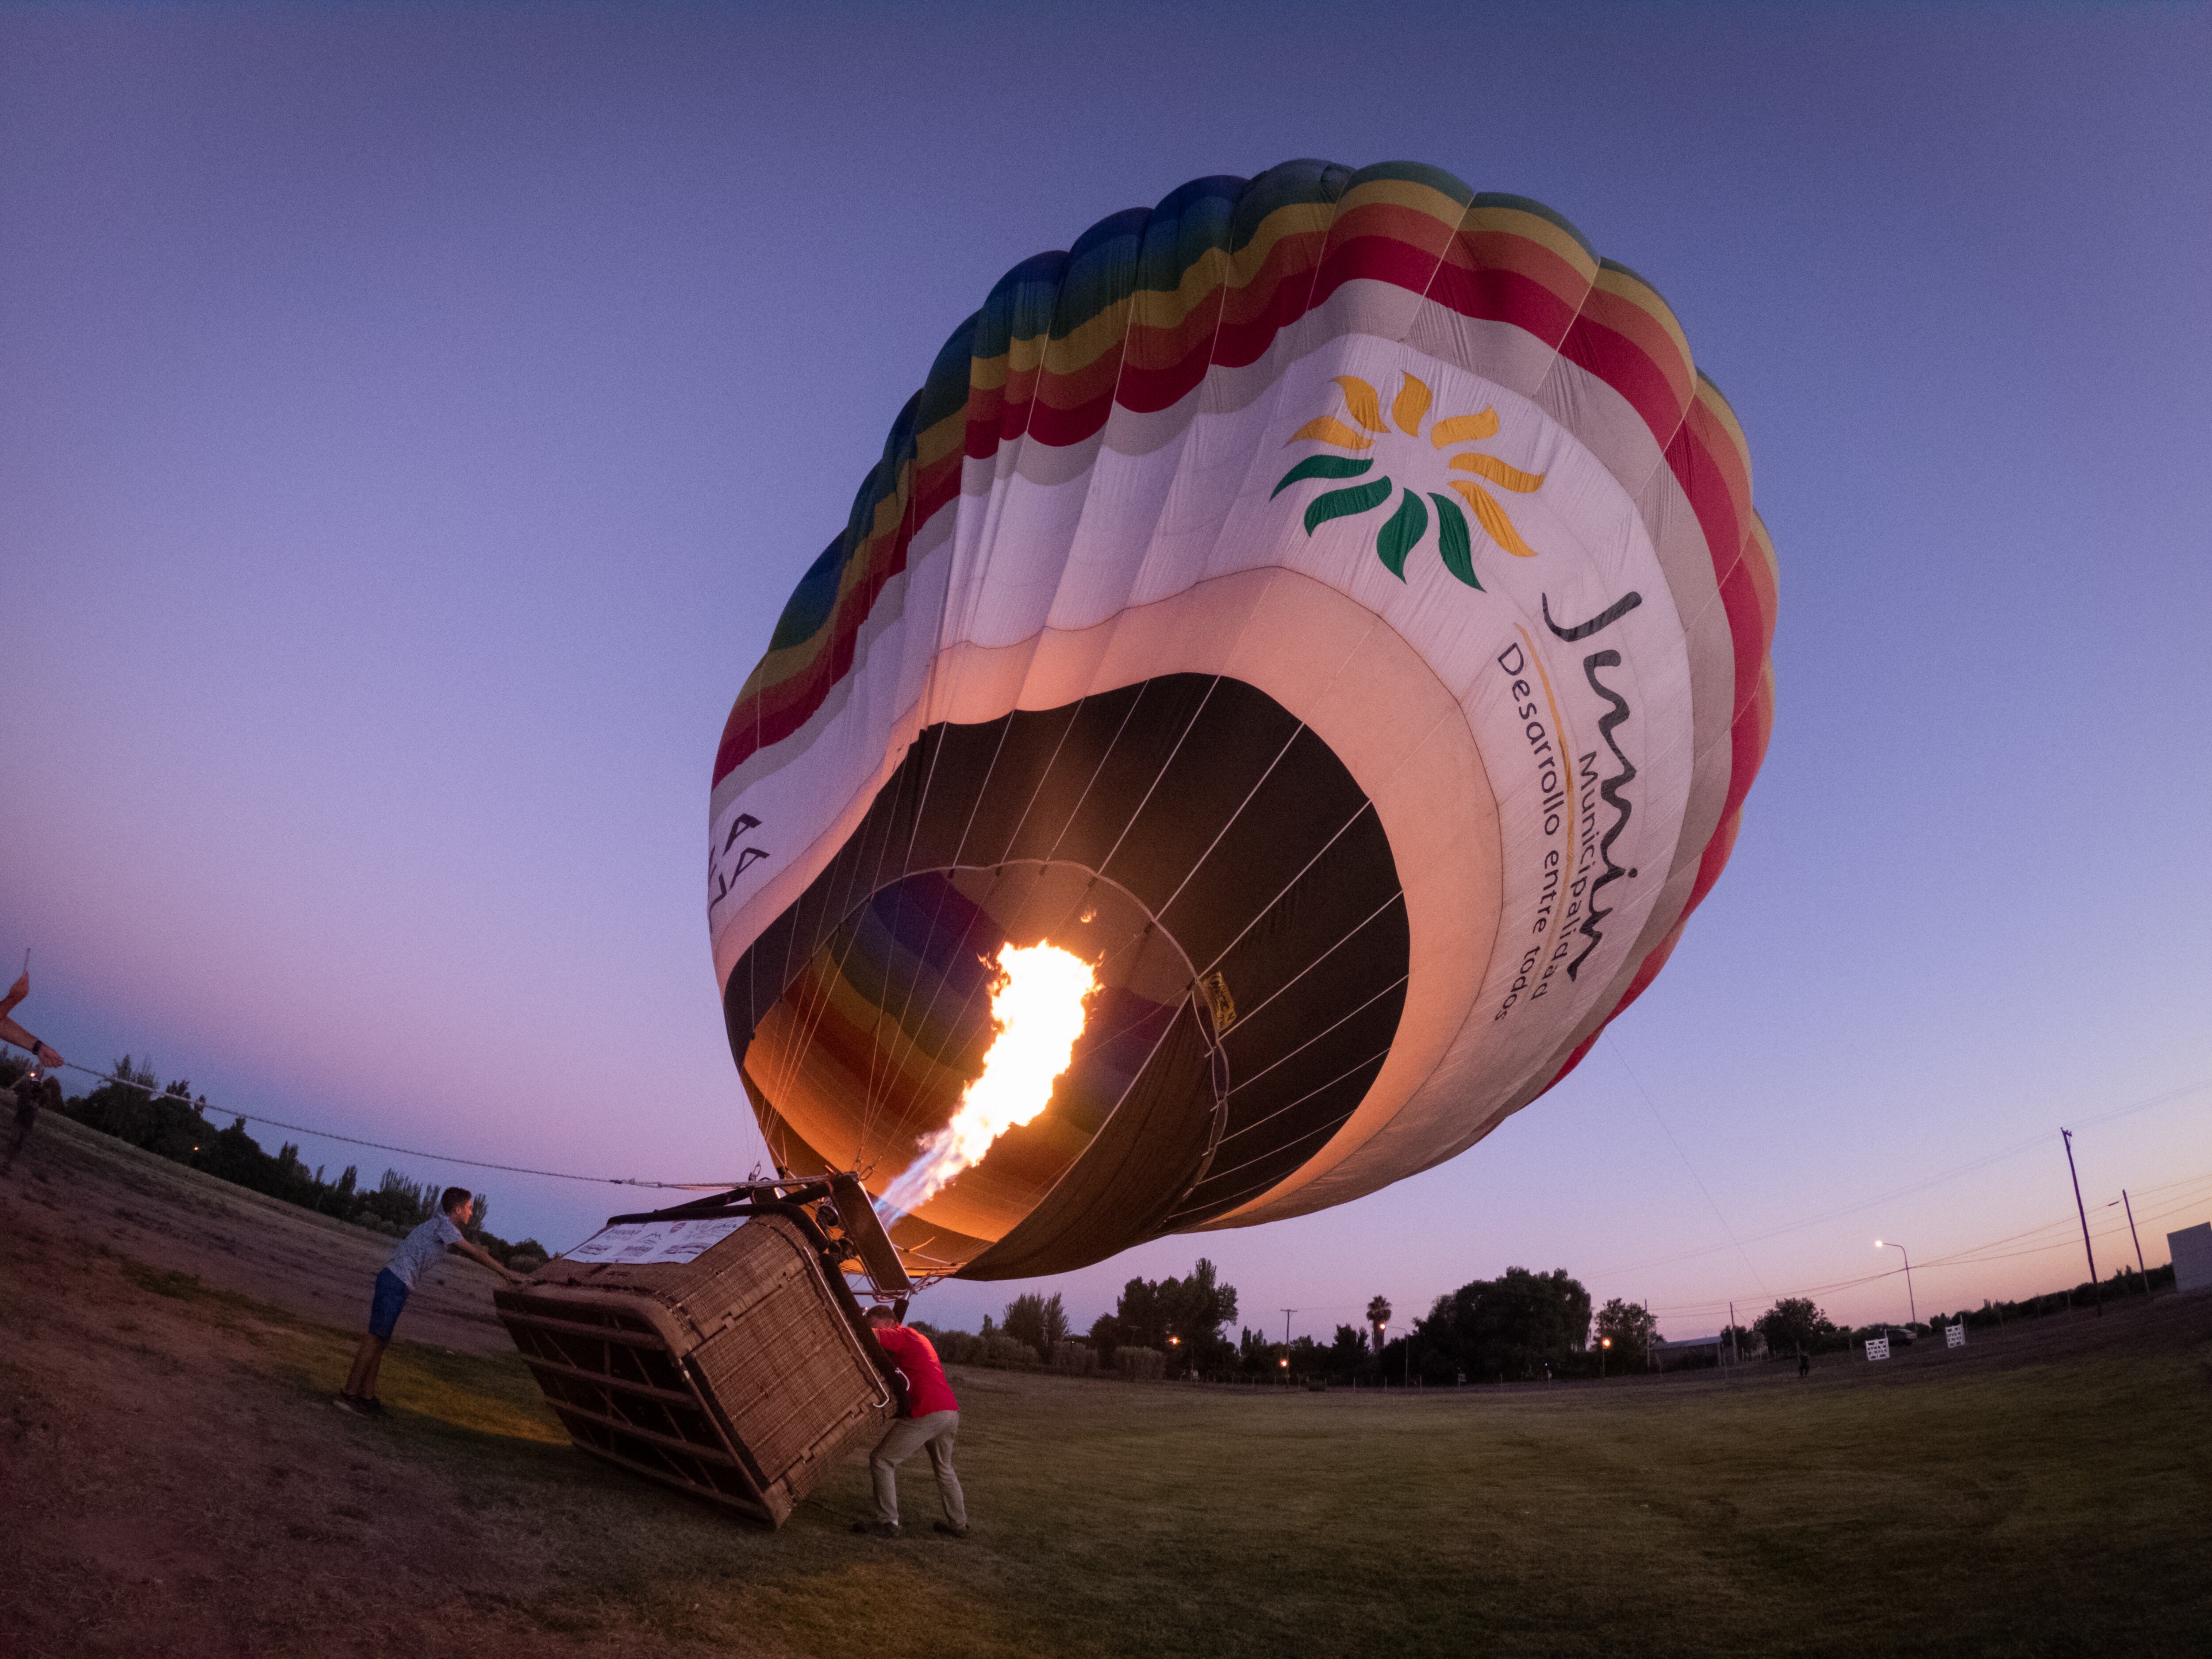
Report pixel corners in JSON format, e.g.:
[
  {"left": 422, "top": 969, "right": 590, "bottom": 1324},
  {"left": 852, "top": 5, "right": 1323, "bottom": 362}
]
[{"left": 4, "top": 4, "right": 2208, "bottom": 1344}]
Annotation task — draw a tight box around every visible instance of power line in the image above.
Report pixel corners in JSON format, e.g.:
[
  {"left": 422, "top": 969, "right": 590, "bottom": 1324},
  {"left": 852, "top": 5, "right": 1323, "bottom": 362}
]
[
  {"left": 1605, "top": 1034, "right": 1770, "bottom": 1296},
  {"left": 1638, "top": 1167, "right": 2212, "bottom": 1320},
  {"left": 1587, "top": 1074, "right": 2212, "bottom": 1280}
]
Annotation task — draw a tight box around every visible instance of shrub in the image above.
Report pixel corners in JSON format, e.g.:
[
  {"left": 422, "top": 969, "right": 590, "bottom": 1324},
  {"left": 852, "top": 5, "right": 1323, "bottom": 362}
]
[
  {"left": 1051, "top": 1341, "right": 1096, "bottom": 1376},
  {"left": 981, "top": 1333, "right": 1036, "bottom": 1369},
  {"left": 1086, "top": 1312, "right": 1119, "bottom": 1366},
  {"left": 929, "top": 1329, "right": 985, "bottom": 1366},
  {"left": 1117, "top": 1345, "right": 1164, "bottom": 1381},
  {"left": 1003, "top": 1291, "right": 1070, "bottom": 1358}
]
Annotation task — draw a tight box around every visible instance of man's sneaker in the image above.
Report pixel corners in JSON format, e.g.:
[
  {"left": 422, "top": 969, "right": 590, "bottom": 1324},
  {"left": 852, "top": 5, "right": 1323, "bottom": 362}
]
[
  {"left": 933, "top": 1521, "right": 969, "bottom": 1539},
  {"left": 851, "top": 1520, "right": 900, "bottom": 1538},
  {"left": 332, "top": 1393, "right": 372, "bottom": 1417}
]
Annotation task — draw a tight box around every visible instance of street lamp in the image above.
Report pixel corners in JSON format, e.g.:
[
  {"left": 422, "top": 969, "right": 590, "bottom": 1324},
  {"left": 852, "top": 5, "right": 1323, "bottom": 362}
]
[
  {"left": 1875, "top": 1240, "right": 1918, "bottom": 1326},
  {"left": 1600, "top": 1336, "right": 1611, "bottom": 1378}
]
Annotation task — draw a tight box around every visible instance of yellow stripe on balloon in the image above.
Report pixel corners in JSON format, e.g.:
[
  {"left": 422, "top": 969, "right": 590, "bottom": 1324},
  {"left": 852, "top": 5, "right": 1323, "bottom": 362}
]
[
  {"left": 1288, "top": 417, "right": 1375, "bottom": 451},
  {"left": 1429, "top": 409, "right": 1500, "bottom": 446},
  {"left": 1391, "top": 374, "right": 1432, "bottom": 436},
  {"left": 1447, "top": 452, "right": 1545, "bottom": 492},
  {"left": 1329, "top": 376, "right": 1389, "bottom": 434},
  {"left": 1452, "top": 480, "right": 1540, "bottom": 557}
]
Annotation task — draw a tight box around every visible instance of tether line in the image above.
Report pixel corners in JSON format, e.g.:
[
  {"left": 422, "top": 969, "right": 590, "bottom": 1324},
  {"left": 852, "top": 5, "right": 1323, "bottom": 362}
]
[{"left": 47, "top": 1061, "right": 735, "bottom": 1190}]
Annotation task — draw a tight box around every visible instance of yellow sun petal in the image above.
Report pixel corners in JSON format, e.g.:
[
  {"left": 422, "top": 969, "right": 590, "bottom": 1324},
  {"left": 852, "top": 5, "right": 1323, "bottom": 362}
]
[
  {"left": 1452, "top": 480, "right": 1541, "bottom": 557},
  {"left": 1430, "top": 410, "right": 1500, "bottom": 447},
  {"left": 1288, "top": 416, "right": 1374, "bottom": 451},
  {"left": 1329, "top": 376, "right": 1389, "bottom": 434},
  {"left": 1447, "top": 452, "right": 1545, "bottom": 493},
  {"left": 1391, "top": 374, "right": 1431, "bottom": 437}
]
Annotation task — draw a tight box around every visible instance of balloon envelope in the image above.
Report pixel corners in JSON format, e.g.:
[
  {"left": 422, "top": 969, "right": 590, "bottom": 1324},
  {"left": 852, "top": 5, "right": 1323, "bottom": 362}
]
[{"left": 710, "top": 160, "right": 1777, "bottom": 1280}]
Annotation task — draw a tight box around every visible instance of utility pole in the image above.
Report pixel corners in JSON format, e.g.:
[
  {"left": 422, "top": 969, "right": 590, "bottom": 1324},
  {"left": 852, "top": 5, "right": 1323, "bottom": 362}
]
[
  {"left": 2120, "top": 1190, "right": 2149, "bottom": 1294},
  {"left": 1728, "top": 1300, "right": 1740, "bottom": 1369},
  {"left": 2061, "top": 1129, "right": 2102, "bottom": 1317},
  {"left": 1281, "top": 1309, "right": 1294, "bottom": 1384}
]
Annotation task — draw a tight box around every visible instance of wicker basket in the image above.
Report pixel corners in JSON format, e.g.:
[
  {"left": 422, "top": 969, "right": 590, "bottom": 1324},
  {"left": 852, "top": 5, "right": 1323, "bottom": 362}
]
[{"left": 495, "top": 1207, "right": 895, "bottom": 1525}]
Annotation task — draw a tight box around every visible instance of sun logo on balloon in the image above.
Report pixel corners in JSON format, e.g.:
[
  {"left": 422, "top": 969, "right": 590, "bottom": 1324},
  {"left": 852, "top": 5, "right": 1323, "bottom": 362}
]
[{"left": 1271, "top": 373, "right": 1546, "bottom": 589}]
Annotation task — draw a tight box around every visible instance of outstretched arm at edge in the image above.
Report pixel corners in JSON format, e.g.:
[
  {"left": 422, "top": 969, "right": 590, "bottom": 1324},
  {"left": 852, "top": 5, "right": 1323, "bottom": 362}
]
[
  {"left": 449, "top": 1238, "right": 525, "bottom": 1285},
  {"left": 0, "top": 1015, "right": 61, "bottom": 1069}
]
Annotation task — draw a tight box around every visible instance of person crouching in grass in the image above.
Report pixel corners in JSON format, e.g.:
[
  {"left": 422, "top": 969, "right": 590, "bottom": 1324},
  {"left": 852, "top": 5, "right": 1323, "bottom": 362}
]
[{"left": 336, "top": 1186, "right": 521, "bottom": 1417}]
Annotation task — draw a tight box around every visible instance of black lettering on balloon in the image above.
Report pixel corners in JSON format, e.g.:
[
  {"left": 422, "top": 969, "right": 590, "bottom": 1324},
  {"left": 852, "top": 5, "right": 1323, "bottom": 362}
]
[
  {"left": 1542, "top": 590, "right": 1643, "bottom": 642},
  {"left": 1565, "top": 649, "right": 1638, "bottom": 983},
  {"left": 710, "top": 814, "right": 771, "bottom": 912}
]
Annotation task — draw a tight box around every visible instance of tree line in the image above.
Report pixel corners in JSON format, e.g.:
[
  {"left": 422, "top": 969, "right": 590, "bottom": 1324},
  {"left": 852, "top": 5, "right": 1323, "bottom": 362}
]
[
  {"left": 9, "top": 1053, "right": 546, "bottom": 1267},
  {"left": 32, "top": 1052, "right": 2168, "bottom": 1352},
  {"left": 1729, "top": 1267, "right": 2178, "bottom": 1363},
  {"left": 906, "top": 1258, "right": 2171, "bottom": 1384},
  {"left": 914, "top": 1261, "right": 1686, "bottom": 1384}
]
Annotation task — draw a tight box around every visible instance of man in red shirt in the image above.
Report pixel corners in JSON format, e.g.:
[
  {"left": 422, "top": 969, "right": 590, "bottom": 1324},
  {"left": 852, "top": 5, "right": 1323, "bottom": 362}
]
[{"left": 855, "top": 1307, "right": 968, "bottom": 1539}]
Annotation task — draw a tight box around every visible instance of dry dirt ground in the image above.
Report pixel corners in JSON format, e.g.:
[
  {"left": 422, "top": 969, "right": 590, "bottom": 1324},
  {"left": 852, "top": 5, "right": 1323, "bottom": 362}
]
[
  {"left": 0, "top": 1114, "right": 738, "bottom": 1659},
  {"left": 4, "top": 1110, "right": 2209, "bottom": 1659}
]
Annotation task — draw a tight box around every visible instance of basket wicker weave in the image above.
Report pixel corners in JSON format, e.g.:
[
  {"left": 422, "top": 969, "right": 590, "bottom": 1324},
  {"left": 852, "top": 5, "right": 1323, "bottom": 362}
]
[{"left": 495, "top": 1208, "right": 894, "bottom": 1525}]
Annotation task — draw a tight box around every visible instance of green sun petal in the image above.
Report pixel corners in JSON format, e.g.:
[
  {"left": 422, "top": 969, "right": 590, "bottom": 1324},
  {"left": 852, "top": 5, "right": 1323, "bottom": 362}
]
[
  {"left": 1271, "top": 455, "right": 1375, "bottom": 498},
  {"left": 1430, "top": 493, "right": 1481, "bottom": 589},
  {"left": 1375, "top": 489, "right": 1429, "bottom": 580},
  {"left": 1302, "top": 477, "right": 1393, "bottom": 536}
]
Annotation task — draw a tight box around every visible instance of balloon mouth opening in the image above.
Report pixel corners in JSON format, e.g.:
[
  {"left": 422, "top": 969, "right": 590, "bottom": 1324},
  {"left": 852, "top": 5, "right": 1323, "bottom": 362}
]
[
  {"left": 738, "top": 859, "right": 1214, "bottom": 1275},
  {"left": 724, "top": 675, "right": 1408, "bottom": 1282}
]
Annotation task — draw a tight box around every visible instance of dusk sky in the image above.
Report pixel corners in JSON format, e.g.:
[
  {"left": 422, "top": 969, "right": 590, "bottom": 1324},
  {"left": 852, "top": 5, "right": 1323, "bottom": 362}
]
[{"left": 5, "top": 3, "right": 2207, "bottom": 1345}]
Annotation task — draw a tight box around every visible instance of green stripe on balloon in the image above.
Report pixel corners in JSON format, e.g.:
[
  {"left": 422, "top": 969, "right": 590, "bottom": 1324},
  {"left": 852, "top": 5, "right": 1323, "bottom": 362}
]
[
  {"left": 1271, "top": 455, "right": 1375, "bottom": 497},
  {"left": 1303, "top": 477, "right": 1393, "bottom": 536},
  {"left": 1375, "top": 489, "right": 1429, "bottom": 580},
  {"left": 1430, "top": 494, "right": 1482, "bottom": 589}
]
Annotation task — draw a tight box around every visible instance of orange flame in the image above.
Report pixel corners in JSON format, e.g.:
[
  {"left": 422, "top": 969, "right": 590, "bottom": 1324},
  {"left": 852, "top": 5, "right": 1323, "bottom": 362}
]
[{"left": 880, "top": 942, "right": 1096, "bottom": 1213}]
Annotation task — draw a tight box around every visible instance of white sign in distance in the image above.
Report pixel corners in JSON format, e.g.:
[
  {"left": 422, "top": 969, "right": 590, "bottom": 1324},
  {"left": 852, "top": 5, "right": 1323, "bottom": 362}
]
[
  {"left": 1945, "top": 1323, "right": 1966, "bottom": 1349},
  {"left": 565, "top": 1217, "right": 745, "bottom": 1266},
  {"left": 1864, "top": 1337, "right": 1891, "bottom": 1362}
]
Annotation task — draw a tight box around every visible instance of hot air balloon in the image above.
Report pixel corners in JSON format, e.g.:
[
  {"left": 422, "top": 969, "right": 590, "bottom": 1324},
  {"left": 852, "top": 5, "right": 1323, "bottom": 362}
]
[{"left": 709, "top": 160, "right": 1776, "bottom": 1283}]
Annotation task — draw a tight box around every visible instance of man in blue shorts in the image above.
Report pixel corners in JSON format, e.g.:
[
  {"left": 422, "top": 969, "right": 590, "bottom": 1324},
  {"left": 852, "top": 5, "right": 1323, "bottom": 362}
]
[
  {"left": 1, "top": 967, "right": 64, "bottom": 1178},
  {"left": 336, "top": 1186, "right": 521, "bottom": 1417}
]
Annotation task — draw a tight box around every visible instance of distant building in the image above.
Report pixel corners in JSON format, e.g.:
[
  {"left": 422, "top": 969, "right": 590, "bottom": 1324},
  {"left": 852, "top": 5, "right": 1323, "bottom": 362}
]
[
  {"left": 1650, "top": 1329, "right": 1765, "bottom": 1371},
  {"left": 1651, "top": 1334, "right": 1723, "bottom": 1371},
  {"left": 2170, "top": 1223, "right": 2212, "bottom": 1295}
]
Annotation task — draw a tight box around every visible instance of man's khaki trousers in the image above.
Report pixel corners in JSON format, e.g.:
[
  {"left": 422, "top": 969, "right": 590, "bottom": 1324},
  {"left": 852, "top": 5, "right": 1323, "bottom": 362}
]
[{"left": 868, "top": 1409, "right": 965, "bottom": 1529}]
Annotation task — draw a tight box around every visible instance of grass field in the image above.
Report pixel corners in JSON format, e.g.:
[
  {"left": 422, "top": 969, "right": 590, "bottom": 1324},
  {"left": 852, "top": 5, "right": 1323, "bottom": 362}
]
[{"left": 4, "top": 1114, "right": 2209, "bottom": 1658}]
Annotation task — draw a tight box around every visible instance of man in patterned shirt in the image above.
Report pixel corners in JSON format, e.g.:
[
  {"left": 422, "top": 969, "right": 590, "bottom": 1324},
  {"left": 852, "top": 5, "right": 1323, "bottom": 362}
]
[
  {"left": 335, "top": 1186, "right": 520, "bottom": 1417},
  {"left": 1, "top": 968, "right": 64, "bottom": 1178}
]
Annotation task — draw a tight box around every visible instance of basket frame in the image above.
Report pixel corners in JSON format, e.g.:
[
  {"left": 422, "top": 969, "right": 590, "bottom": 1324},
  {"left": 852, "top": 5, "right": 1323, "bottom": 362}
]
[{"left": 495, "top": 1179, "right": 909, "bottom": 1526}]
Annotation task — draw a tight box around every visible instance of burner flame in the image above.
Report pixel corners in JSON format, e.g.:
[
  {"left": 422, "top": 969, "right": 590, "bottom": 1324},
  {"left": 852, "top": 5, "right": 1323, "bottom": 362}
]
[{"left": 880, "top": 941, "right": 1095, "bottom": 1213}]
